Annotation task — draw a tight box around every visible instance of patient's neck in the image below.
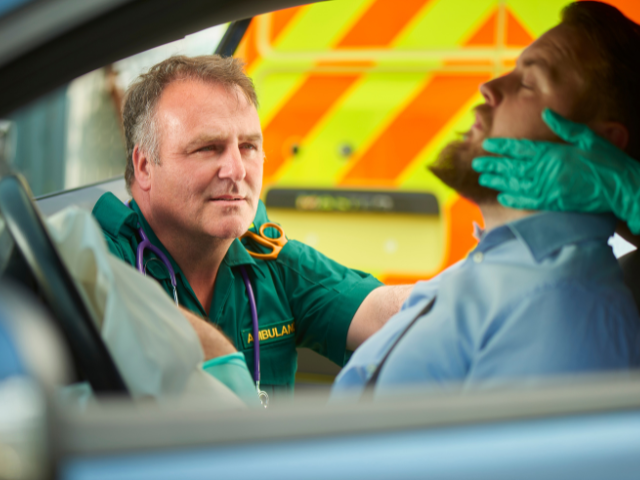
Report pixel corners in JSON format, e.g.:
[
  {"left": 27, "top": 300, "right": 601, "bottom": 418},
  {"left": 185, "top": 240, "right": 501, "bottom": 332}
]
[{"left": 479, "top": 202, "right": 534, "bottom": 232}]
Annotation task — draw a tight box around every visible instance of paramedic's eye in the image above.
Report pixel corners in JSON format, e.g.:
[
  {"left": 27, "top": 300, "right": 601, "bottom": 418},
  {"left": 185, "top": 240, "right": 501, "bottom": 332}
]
[
  {"left": 198, "top": 145, "right": 218, "bottom": 153},
  {"left": 241, "top": 143, "right": 260, "bottom": 156}
]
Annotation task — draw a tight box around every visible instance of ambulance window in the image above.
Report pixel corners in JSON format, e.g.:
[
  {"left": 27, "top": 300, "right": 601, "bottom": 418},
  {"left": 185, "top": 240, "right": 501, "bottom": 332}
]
[{"left": 2, "top": 23, "right": 228, "bottom": 197}]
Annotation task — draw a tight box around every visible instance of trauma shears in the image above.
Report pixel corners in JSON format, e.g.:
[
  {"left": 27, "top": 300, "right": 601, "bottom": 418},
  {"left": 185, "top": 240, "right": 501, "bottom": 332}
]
[{"left": 240, "top": 222, "right": 287, "bottom": 260}]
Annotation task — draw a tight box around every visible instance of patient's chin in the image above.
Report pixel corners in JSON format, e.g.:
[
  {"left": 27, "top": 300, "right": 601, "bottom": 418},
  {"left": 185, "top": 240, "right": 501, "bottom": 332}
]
[{"left": 429, "top": 138, "right": 498, "bottom": 206}]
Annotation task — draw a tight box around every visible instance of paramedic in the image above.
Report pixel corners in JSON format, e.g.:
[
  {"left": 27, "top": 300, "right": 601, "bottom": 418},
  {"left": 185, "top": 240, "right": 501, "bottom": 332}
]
[{"left": 92, "top": 55, "right": 412, "bottom": 401}]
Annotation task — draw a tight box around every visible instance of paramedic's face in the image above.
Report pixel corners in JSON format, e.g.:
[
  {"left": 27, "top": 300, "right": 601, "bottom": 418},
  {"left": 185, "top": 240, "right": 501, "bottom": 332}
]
[
  {"left": 430, "top": 25, "right": 593, "bottom": 203},
  {"left": 150, "top": 80, "right": 263, "bottom": 240}
]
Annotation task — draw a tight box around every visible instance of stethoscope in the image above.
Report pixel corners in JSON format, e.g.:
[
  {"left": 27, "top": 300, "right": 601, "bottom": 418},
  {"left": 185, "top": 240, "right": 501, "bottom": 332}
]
[{"left": 130, "top": 204, "right": 270, "bottom": 407}]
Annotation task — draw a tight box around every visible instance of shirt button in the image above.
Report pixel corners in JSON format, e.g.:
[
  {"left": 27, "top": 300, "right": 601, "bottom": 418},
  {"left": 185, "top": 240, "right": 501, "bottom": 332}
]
[
  {"left": 473, "top": 252, "right": 484, "bottom": 263},
  {"left": 366, "top": 364, "right": 377, "bottom": 375}
]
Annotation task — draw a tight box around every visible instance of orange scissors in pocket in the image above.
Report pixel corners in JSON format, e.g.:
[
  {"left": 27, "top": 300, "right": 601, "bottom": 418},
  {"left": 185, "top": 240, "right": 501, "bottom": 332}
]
[{"left": 241, "top": 222, "right": 287, "bottom": 260}]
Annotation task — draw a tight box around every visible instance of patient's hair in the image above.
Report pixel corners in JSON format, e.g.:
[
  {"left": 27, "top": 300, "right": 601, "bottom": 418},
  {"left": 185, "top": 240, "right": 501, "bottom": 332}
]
[
  {"left": 122, "top": 55, "right": 258, "bottom": 193},
  {"left": 561, "top": 2, "right": 640, "bottom": 159}
]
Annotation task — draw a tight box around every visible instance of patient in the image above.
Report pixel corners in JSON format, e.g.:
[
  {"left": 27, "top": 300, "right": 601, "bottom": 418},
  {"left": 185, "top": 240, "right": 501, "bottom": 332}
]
[{"left": 332, "top": 1, "right": 640, "bottom": 400}]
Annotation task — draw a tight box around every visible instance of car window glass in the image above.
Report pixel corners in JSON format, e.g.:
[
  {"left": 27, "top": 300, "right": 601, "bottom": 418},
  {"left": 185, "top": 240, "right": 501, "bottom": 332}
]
[
  {"left": 0, "top": 0, "right": 32, "bottom": 17},
  {"left": 0, "top": 215, "right": 13, "bottom": 275},
  {"left": 3, "top": 23, "right": 228, "bottom": 197}
]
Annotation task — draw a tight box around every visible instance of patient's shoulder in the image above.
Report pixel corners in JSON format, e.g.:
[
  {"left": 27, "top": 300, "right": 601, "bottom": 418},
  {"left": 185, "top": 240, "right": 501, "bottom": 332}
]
[
  {"left": 506, "top": 279, "right": 639, "bottom": 334},
  {"left": 471, "top": 281, "right": 640, "bottom": 375}
]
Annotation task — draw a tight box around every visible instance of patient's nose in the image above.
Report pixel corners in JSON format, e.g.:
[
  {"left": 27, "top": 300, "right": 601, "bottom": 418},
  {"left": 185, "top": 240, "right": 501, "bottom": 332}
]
[{"left": 480, "top": 78, "right": 502, "bottom": 107}]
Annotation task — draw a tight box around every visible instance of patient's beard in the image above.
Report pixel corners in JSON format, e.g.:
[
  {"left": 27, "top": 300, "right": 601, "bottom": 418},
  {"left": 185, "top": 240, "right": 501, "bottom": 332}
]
[{"left": 429, "top": 108, "right": 498, "bottom": 206}]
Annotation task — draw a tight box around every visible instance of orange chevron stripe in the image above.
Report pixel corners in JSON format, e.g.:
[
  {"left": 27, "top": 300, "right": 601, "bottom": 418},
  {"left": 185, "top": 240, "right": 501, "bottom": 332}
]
[
  {"left": 337, "top": 0, "right": 433, "bottom": 47},
  {"left": 465, "top": 8, "right": 533, "bottom": 47},
  {"left": 236, "top": 20, "right": 259, "bottom": 71},
  {"left": 260, "top": 0, "right": 432, "bottom": 182},
  {"left": 584, "top": 0, "right": 640, "bottom": 23},
  {"left": 271, "top": 6, "right": 305, "bottom": 42},
  {"left": 506, "top": 10, "right": 534, "bottom": 46},
  {"left": 605, "top": 0, "right": 640, "bottom": 23},
  {"left": 236, "top": 6, "right": 305, "bottom": 73},
  {"left": 262, "top": 73, "right": 360, "bottom": 180},
  {"left": 339, "top": 74, "right": 490, "bottom": 186},
  {"left": 444, "top": 196, "right": 483, "bottom": 269},
  {"left": 465, "top": 10, "right": 496, "bottom": 46}
]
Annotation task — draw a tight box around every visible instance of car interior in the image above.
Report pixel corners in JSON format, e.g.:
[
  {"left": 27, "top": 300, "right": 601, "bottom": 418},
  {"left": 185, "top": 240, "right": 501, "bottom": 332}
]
[{"left": 1, "top": 0, "right": 640, "bottom": 479}]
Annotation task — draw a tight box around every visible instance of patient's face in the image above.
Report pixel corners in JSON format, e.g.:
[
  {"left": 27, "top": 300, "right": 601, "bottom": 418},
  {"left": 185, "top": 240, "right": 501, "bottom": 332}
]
[{"left": 430, "top": 24, "right": 593, "bottom": 204}]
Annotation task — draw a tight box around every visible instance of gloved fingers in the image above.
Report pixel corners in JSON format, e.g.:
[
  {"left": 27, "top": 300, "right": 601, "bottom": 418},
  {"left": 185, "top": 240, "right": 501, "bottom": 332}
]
[
  {"left": 483, "top": 138, "right": 541, "bottom": 159},
  {"left": 497, "top": 193, "right": 542, "bottom": 210},
  {"left": 473, "top": 155, "right": 532, "bottom": 178},
  {"left": 482, "top": 138, "right": 516, "bottom": 156},
  {"left": 478, "top": 173, "right": 509, "bottom": 191},
  {"left": 478, "top": 173, "right": 533, "bottom": 195},
  {"left": 542, "top": 108, "right": 594, "bottom": 150},
  {"left": 472, "top": 156, "right": 512, "bottom": 175}
]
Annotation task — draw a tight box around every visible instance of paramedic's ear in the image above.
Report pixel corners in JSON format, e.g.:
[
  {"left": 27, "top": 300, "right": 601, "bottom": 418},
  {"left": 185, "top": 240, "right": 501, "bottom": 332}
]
[
  {"left": 591, "top": 121, "right": 629, "bottom": 151},
  {"left": 132, "top": 145, "right": 152, "bottom": 191}
]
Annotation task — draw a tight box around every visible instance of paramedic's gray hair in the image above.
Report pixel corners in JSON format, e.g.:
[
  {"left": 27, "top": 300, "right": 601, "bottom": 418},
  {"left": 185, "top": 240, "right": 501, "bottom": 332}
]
[{"left": 122, "top": 55, "right": 258, "bottom": 193}]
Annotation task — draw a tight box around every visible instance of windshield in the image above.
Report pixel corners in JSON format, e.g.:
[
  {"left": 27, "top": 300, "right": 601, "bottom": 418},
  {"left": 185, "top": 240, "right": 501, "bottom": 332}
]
[{"left": 2, "top": 0, "right": 640, "bottom": 412}]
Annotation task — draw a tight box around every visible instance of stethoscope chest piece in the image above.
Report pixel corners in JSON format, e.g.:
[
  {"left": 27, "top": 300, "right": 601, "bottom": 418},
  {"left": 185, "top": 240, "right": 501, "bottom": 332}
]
[{"left": 257, "top": 385, "right": 269, "bottom": 408}]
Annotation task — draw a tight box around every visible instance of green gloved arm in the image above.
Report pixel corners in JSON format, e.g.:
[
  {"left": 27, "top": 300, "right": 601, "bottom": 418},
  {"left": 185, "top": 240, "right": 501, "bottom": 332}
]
[
  {"left": 471, "top": 108, "right": 640, "bottom": 234},
  {"left": 202, "top": 352, "right": 261, "bottom": 407}
]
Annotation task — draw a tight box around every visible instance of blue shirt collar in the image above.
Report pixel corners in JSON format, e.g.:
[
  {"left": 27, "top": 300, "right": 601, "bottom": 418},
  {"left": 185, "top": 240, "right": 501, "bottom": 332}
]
[{"left": 475, "top": 212, "right": 617, "bottom": 262}]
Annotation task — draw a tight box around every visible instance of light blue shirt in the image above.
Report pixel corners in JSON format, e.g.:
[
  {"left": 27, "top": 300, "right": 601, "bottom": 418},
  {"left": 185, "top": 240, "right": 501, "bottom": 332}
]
[{"left": 332, "top": 212, "right": 640, "bottom": 400}]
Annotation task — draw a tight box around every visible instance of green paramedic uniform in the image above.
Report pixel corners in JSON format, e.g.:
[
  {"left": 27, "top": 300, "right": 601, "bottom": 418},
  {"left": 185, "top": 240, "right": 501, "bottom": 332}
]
[{"left": 92, "top": 192, "right": 383, "bottom": 400}]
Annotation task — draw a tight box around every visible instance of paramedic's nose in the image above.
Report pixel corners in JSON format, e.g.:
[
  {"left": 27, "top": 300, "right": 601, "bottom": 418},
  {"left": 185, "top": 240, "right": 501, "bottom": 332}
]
[
  {"left": 480, "top": 77, "right": 503, "bottom": 107},
  {"left": 218, "top": 144, "right": 246, "bottom": 182}
]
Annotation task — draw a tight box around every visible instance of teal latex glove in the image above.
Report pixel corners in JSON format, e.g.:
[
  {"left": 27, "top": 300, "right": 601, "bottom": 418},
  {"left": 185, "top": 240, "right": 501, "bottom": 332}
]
[
  {"left": 472, "top": 108, "right": 640, "bottom": 234},
  {"left": 202, "top": 352, "right": 260, "bottom": 407}
]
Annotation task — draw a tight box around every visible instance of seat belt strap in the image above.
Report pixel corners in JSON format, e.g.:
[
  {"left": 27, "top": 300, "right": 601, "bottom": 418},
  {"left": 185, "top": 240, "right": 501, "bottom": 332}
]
[{"left": 360, "top": 296, "right": 436, "bottom": 402}]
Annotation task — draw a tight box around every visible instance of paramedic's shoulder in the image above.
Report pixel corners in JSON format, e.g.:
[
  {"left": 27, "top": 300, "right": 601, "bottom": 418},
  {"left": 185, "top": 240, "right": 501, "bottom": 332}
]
[{"left": 92, "top": 192, "right": 139, "bottom": 265}]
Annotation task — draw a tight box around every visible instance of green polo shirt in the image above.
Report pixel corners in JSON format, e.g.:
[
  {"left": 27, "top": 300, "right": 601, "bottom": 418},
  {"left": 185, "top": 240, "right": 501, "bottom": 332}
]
[{"left": 92, "top": 192, "right": 382, "bottom": 399}]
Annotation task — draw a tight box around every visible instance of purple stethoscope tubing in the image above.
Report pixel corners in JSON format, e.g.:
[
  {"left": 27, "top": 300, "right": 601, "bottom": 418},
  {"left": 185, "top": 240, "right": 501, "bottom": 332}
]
[
  {"left": 130, "top": 204, "right": 267, "bottom": 406},
  {"left": 136, "top": 227, "right": 179, "bottom": 306},
  {"left": 238, "top": 266, "right": 268, "bottom": 407},
  {"left": 239, "top": 266, "right": 260, "bottom": 383}
]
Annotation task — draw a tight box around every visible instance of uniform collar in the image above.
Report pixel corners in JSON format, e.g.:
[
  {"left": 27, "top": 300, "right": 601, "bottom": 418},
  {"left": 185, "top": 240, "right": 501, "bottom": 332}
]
[
  {"left": 128, "top": 199, "right": 182, "bottom": 280},
  {"left": 475, "top": 211, "right": 617, "bottom": 262},
  {"left": 224, "top": 239, "right": 258, "bottom": 268},
  {"left": 92, "top": 192, "right": 139, "bottom": 238}
]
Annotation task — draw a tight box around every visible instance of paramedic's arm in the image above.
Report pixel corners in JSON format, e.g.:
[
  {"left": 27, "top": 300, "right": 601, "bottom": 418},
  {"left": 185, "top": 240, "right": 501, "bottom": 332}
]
[
  {"left": 179, "top": 307, "right": 237, "bottom": 359},
  {"left": 347, "top": 285, "right": 413, "bottom": 350}
]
